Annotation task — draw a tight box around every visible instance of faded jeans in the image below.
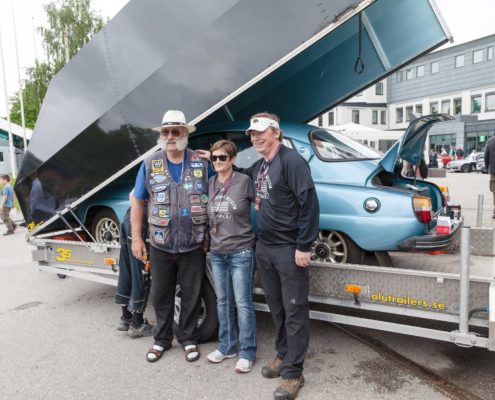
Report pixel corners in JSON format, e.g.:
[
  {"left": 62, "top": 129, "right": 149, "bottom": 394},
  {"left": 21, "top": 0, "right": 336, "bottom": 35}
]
[
  {"left": 115, "top": 209, "right": 148, "bottom": 313},
  {"left": 210, "top": 246, "right": 256, "bottom": 360}
]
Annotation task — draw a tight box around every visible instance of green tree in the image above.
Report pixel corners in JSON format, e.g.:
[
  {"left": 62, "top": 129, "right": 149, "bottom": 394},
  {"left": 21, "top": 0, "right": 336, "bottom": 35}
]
[{"left": 9, "top": 0, "right": 104, "bottom": 128}]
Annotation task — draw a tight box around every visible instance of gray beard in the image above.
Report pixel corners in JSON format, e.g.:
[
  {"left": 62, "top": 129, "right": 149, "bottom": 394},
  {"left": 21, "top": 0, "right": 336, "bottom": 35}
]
[{"left": 157, "top": 136, "right": 188, "bottom": 152}]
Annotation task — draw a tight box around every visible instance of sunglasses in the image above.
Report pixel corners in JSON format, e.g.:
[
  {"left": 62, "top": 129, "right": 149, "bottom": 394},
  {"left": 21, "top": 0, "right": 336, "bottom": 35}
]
[
  {"left": 161, "top": 129, "right": 182, "bottom": 137},
  {"left": 211, "top": 155, "right": 230, "bottom": 162}
]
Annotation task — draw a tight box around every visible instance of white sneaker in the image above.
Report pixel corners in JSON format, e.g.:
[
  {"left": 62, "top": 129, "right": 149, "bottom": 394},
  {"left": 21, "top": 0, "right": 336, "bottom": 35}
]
[
  {"left": 234, "top": 357, "right": 254, "bottom": 373},
  {"left": 207, "top": 349, "right": 237, "bottom": 363}
]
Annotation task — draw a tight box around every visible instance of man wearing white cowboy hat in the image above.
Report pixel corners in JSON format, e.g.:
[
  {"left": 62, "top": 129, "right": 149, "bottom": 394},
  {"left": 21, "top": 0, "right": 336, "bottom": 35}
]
[{"left": 131, "top": 110, "right": 213, "bottom": 363}]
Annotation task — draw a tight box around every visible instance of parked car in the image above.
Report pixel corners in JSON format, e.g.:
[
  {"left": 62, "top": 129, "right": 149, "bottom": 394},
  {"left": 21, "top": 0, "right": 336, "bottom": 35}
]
[
  {"left": 477, "top": 158, "right": 488, "bottom": 173},
  {"left": 77, "top": 115, "right": 459, "bottom": 264},
  {"left": 446, "top": 152, "right": 484, "bottom": 172}
]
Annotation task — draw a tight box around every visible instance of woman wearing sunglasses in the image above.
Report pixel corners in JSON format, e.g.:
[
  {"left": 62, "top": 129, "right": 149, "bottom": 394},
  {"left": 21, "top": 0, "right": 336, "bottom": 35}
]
[{"left": 206, "top": 140, "right": 257, "bottom": 373}]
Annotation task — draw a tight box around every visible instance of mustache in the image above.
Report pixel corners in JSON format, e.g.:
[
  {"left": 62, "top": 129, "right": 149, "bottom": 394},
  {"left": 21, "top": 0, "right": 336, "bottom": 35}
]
[{"left": 157, "top": 136, "right": 188, "bottom": 151}]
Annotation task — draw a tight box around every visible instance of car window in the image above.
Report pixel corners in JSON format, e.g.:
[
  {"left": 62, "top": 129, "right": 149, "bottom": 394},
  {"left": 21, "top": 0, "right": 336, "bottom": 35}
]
[{"left": 310, "top": 128, "right": 382, "bottom": 161}]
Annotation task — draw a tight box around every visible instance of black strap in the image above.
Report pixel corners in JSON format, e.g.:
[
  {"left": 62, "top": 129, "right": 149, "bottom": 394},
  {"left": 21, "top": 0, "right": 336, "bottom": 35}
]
[{"left": 354, "top": 13, "right": 364, "bottom": 75}]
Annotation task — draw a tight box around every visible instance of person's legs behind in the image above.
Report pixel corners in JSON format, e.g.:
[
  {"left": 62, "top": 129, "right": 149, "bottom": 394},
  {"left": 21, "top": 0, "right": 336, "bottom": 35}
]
[{"left": 491, "top": 174, "right": 495, "bottom": 218}]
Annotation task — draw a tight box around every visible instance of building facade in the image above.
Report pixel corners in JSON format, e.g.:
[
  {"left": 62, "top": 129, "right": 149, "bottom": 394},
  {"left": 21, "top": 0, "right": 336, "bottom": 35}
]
[{"left": 388, "top": 33, "right": 495, "bottom": 152}]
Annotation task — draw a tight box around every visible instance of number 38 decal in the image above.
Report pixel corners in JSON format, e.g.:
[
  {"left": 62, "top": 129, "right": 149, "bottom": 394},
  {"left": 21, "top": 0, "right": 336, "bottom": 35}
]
[{"left": 55, "top": 248, "right": 72, "bottom": 262}]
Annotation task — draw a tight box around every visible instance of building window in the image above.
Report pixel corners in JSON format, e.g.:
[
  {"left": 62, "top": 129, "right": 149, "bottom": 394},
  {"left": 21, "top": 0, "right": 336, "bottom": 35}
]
[
  {"left": 396, "top": 70, "right": 404, "bottom": 82},
  {"left": 406, "top": 68, "right": 414, "bottom": 80},
  {"left": 416, "top": 65, "right": 424, "bottom": 77},
  {"left": 0, "top": 152, "right": 3, "bottom": 162},
  {"left": 471, "top": 95, "right": 482, "bottom": 113},
  {"left": 317, "top": 115, "right": 323, "bottom": 126},
  {"left": 372, "top": 110, "right": 378, "bottom": 125},
  {"left": 454, "top": 98, "right": 462, "bottom": 115},
  {"left": 441, "top": 100, "right": 450, "bottom": 114},
  {"left": 430, "top": 101, "right": 439, "bottom": 114},
  {"left": 473, "top": 49, "right": 483, "bottom": 64},
  {"left": 396, "top": 108, "right": 403, "bottom": 123},
  {"left": 405, "top": 106, "right": 413, "bottom": 122},
  {"left": 455, "top": 55, "right": 464, "bottom": 68},
  {"left": 375, "top": 82, "right": 383, "bottom": 95},
  {"left": 431, "top": 61, "right": 439, "bottom": 74},
  {"left": 486, "top": 92, "right": 495, "bottom": 112},
  {"left": 328, "top": 111, "right": 334, "bottom": 125},
  {"left": 488, "top": 46, "right": 493, "bottom": 60},
  {"left": 380, "top": 110, "right": 386, "bottom": 125},
  {"left": 352, "top": 110, "right": 360, "bottom": 124},
  {"left": 415, "top": 104, "right": 423, "bottom": 115},
  {"left": 355, "top": 92, "right": 363, "bottom": 97}
]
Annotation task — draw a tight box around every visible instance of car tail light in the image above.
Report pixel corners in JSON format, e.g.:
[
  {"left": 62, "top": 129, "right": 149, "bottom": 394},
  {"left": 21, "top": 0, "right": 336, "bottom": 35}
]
[
  {"left": 438, "top": 185, "right": 450, "bottom": 203},
  {"left": 413, "top": 196, "right": 432, "bottom": 223}
]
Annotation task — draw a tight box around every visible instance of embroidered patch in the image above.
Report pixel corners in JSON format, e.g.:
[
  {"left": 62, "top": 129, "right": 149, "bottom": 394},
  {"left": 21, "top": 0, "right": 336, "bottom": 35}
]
[
  {"left": 153, "top": 174, "right": 167, "bottom": 183},
  {"left": 152, "top": 160, "right": 164, "bottom": 173},
  {"left": 189, "top": 194, "right": 201, "bottom": 204},
  {"left": 181, "top": 208, "right": 189, "bottom": 216},
  {"left": 195, "top": 181, "right": 203, "bottom": 192},
  {"left": 183, "top": 183, "right": 193, "bottom": 191},
  {"left": 193, "top": 169, "right": 203, "bottom": 178},
  {"left": 152, "top": 205, "right": 159, "bottom": 215},
  {"left": 191, "top": 155, "right": 200, "bottom": 161},
  {"left": 153, "top": 230, "right": 165, "bottom": 244},
  {"left": 191, "top": 205, "right": 206, "bottom": 214},
  {"left": 149, "top": 178, "right": 156, "bottom": 185},
  {"left": 190, "top": 162, "right": 203, "bottom": 168},
  {"left": 150, "top": 216, "right": 169, "bottom": 226},
  {"left": 152, "top": 183, "right": 168, "bottom": 192},
  {"left": 156, "top": 192, "right": 169, "bottom": 203},
  {"left": 200, "top": 194, "right": 209, "bottom": 204}
]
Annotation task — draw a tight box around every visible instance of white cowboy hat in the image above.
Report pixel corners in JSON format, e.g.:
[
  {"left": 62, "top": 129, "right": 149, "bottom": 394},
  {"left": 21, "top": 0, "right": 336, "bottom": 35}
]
[{"left": 152, "top": 110, "right": 196, "bottom": 133}]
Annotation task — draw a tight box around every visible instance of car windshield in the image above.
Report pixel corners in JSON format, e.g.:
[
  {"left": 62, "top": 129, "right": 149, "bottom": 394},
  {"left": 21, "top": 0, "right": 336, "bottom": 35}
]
[{"left": 310, "top": 128, "right": 382, "bottom": 161}]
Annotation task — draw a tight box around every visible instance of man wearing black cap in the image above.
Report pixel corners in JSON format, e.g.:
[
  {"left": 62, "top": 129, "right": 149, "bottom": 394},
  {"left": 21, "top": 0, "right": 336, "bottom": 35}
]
[
  {"left": 245, "top": 112, "right": 319, "bottom": 400},
  {"left": 131, "top": 110, "right": 212, "bottom": 363}
]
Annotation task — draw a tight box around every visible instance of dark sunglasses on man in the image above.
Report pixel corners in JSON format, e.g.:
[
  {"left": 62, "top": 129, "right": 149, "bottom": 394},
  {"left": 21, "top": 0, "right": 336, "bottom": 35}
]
[{"left": 161, "top": 129, "right": 182, "bottom": 137}]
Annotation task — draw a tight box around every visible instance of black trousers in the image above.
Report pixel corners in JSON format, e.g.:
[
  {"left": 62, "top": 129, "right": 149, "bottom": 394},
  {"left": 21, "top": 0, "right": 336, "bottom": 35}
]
[
  {"left": 256, "top": 240, "right": 310, "bottom": 379},
  {"left": 150, "top": 246, "right": 205, "bottom": 348}
]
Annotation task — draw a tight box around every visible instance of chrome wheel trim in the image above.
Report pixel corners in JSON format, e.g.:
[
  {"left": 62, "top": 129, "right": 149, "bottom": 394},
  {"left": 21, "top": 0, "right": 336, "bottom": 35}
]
[
  {"left": 312, "top": 230, "right": 348, "bottom": 263},
  {"left": 95, "top": 217, "right": 120, "bottom": 244}
]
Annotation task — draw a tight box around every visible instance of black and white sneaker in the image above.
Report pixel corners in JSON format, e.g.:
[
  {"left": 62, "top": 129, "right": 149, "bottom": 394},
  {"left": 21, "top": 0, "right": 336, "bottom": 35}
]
[
  {"left": 128, "top": 319, "right": 153, "bottom": 338},
  {"left": 116, "top": 316, "right": 132, "bottom": 331}
]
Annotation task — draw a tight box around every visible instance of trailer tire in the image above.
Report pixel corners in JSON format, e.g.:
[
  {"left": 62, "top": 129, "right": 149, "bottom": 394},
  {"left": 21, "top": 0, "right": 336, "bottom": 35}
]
[
  {"left": 57, "top": 273, "right": 67, "bottom": 279},
  {"left": 91, "top": 208, "right": 120, "bottom": 244},
  {"left": 173, "top": 278, "right": 218, "bottom": 343}
]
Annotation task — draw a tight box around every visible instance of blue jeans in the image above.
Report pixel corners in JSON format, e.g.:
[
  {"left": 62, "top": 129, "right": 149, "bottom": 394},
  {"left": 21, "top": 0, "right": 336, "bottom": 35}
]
[
  {"left": 115, "top": 209, "right": 148, "bottom": 313},
  {"left": 210, "top": 247, "right": 256, "bottom": 360}
]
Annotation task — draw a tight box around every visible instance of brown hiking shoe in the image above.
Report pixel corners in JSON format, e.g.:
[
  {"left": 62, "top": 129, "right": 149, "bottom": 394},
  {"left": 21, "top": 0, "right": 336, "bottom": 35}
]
[
  {"left": 261, "top": 357, "right": 283, "bottom": 378},
  {"left": 274, "top": 376, "right": 305, "bottom": 400}
]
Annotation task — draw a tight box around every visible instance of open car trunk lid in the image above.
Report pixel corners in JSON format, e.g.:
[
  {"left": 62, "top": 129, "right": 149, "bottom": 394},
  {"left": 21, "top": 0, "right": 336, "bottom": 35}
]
[{"left": 15, "top": 0, "right": 452, "bottom": 236}]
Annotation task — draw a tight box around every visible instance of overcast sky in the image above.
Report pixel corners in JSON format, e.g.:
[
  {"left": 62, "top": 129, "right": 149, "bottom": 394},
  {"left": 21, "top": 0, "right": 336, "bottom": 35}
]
[{"left": 1, "top": 0, "right": 495, "bottom": 118}]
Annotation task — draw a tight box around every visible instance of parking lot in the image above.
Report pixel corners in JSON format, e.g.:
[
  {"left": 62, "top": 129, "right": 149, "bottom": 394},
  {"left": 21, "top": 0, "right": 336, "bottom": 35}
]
[{"left": 1, "top": 171, "right": 494, "bottom": 400}]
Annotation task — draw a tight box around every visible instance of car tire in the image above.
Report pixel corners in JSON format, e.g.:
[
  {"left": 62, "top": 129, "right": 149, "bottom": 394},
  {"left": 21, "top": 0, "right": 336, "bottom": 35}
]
[
  {"left": 461, "top": 164, "right": 471, "bottom": 173},
  {"left": 173, "top": 277, "right": 218, "bottom": 343},
  {"left": 312, "top": 230, "right": 365, "bottom": 264},
  {"left": 91, "top": 208, "right": 120, "bottom": 244}
]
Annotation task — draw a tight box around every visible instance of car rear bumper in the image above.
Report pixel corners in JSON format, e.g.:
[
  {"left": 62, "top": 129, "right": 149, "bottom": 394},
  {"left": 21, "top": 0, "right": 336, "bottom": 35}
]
[{"left": 397, "top": 219, "right": 462, "bottom": 251}]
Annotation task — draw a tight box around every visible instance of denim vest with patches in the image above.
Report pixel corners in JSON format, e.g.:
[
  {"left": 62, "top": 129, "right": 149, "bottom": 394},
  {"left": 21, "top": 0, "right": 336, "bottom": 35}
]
[{"left": 144, "top": 149, "right": 209, "bottom": 253}]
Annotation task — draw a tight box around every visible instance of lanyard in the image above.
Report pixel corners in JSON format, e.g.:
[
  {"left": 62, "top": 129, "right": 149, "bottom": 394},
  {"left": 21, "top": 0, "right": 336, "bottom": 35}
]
[{"left": 255, "top": 144, "right": 281, "bottom": 198}]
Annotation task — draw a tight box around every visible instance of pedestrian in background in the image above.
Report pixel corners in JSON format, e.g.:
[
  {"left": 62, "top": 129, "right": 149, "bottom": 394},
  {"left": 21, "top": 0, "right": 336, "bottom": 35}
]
[
  {"left": 0, "top": 175, "right": 17, "bottom": 235},
  {"left": 206, "top": 139, "right": 257, "bottom": 373},
  {"left": 484, "top": 136, "right": 495, "bottom": 218}
]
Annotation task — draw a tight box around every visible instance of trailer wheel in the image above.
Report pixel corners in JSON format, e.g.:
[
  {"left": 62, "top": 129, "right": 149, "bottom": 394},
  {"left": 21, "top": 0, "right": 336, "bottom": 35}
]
[
  {"left": 173, "top": 278, "right": 218, "bottom": 343},
  {"left": 91, "top": 209, "right": 120, "bottom": 244},
  {"left": 57, "top": 273, "right": 67, "bottom": 279},
  {"left": 312, "top": 230, "right": 365, "bottom": 264}
]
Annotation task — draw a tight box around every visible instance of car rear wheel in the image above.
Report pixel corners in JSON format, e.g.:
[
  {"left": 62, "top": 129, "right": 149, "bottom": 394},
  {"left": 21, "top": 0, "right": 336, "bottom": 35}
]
[
  {"left": 312, "top": 230, "right": 365, "bottom": 264},
  {"left": 461, "top": 164, "right": 472, "bottom": 173},
  {"left": 91, "top": 208, "right": 120, "bottom": 244}
]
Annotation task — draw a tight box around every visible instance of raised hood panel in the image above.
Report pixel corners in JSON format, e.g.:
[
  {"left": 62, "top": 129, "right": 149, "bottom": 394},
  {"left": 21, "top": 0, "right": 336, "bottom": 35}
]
[{"left": 15, "top": 0, "right": 451, "bottom": 235}]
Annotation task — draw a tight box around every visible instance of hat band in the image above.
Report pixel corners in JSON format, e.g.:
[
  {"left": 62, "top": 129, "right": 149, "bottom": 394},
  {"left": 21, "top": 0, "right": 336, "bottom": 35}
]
[{"left": 162, "top": 122, "right": 186, "bottom": 126}]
